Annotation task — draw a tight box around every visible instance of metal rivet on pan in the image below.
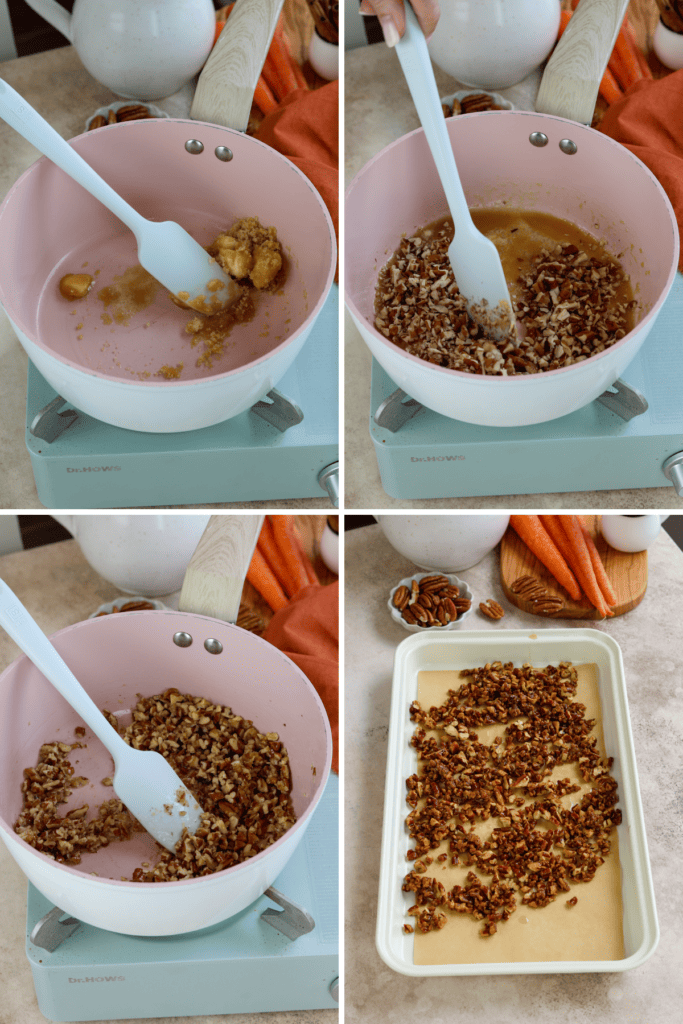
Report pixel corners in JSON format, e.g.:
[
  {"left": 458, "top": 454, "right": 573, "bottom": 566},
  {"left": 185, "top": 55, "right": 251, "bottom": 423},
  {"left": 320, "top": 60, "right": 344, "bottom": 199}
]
[
  {"left": 204, "top": 638, "right": 223, "bottom": 655},
  {"left": 185, "top": 139, "right": 204, "bottom": 154},
  {"left": 529, "top": 132, "right": 548, "bottom": 147},
  {"left": 559, "top": 139, "right": 578, "bottom": 155},
  {"left": 173, "top": 631, "right": 193, "bottom": 647},
  {"left": 215, "top": 146, "right": 233, "bottom": 161}
]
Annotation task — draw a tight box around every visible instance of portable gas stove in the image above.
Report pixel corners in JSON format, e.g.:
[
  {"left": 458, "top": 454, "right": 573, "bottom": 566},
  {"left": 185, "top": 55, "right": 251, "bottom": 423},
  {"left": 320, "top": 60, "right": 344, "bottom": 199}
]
[
  {"left": 24, "top": 775, "right": 338, "bottom": 1022},
  {"left": 370, "top": 274, "right": 683, "bottom": 500},
  {"left": 25, "top": 288, "right": 338, "bottom": 509}
]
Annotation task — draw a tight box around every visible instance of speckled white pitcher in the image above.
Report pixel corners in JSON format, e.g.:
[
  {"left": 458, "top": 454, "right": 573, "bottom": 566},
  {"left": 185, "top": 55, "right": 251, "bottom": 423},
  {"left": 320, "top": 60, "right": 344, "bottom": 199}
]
[
  {"left": 376, "top": 515, "right": 510, "bottom": 572},
  {"left": 52, "top": 514, "right": 211, "bottom": 595},
  {"left": 23, "top": 0, "right": 216, "bottom": 99}
]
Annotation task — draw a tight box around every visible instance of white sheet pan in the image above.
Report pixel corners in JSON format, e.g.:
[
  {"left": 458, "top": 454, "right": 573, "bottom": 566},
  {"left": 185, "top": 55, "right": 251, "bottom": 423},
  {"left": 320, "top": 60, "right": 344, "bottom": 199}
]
[{"left": 376, "top": 629, "right": 659, "bottom": 975}]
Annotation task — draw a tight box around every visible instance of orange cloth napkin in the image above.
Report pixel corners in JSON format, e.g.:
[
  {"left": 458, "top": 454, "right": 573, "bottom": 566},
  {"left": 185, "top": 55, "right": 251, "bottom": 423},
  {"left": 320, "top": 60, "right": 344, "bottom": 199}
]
[
  {"left": 598, "top": 70, "right": 683, "bottom": 271},
  {"left": 254, "top": 81, "right": 339, "bottom": 277},
  {"left": 262, "top": 581, "right": 339, "bottom": 774}
]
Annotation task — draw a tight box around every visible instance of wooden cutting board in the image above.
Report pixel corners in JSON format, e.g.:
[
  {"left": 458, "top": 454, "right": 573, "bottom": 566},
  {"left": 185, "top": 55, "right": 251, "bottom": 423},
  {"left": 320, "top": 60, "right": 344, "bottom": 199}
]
[{"left": 500, "top": 515, "right": 648, "bottom": 619}]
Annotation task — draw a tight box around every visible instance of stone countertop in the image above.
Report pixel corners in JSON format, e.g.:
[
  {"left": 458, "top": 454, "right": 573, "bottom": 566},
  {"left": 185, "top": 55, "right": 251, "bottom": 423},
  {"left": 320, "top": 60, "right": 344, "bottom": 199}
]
[
  {"left": 345, "top": 521, "right": 683, "bottom": 1024},
  {"left": 0, "top": 538, "right": 337, "bottom": 1024},
  {"left": 343, "top": 44, "right": 683, "bottom": 510},
  {"left": 0, "top": 46, "right": 333, "bottom": 512}
]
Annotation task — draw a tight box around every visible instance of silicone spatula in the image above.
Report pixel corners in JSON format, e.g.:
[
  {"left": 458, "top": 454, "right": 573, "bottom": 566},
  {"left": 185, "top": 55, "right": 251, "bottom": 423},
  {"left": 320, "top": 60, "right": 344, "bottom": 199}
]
[
  {"left": 0, "top": 577, "right": 204, "bottom": 854},
  {"left": 0, "top": 78, "right": 242, "bottom": 315},
  {"left": 394, "top": 4, "right": 516, "bottom": 341}
]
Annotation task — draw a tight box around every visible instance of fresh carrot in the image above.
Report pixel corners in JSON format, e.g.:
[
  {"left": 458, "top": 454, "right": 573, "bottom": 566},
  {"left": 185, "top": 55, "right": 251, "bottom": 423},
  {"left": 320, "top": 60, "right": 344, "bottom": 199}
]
[
  {"left": 261, "top": 51, "right": 288, "bottom": 102},
  {"left": 212, "top": 4, "right": 235, "bottom": 48},
  {"left": 608, "top": 47, "right": 635, "bottom": 91},
  {"left": 254, "top": 75, "right": 279, "bottom": 115},
  {"left": 290, "top": 526, "right": 318, "bottom": 586},
  {"left": 214, "top": 20, "right": 226, "bottom": 46},
  {"left": 558, "top": 9, "right": 572, "bottom": 38},
  {"left": 246, "top": 546, "right": 288, "bottom": 611},
  {"left": 614, "top": 23, "right": 646, "bottom": 87},
  {"left": 599, "top": 65, "right": 623, "bottom": 106},
  {"left": 624, "top": 18, "right": 653, "bottom": 79},
  {"left": 271, "top": 516, "right": 313, "bottom": 595},
  {"left": 539, "top": 515, "right": 576, "bottom": 569},
  {"left": 558, "top": 516, "right": 613, "bottom": 617},
  {"left": 266, "top": 29, "right": 304, "bottom": 97},
  {"left": 276, "top": 22, "right": 309, "bottom": 90},
  {"left": 509, "top": 516, "right": 582, "bottom": 601},
  {"left": 258, "top": 517, "right": 294, "bottom": 596},
  {"left": 579, "top": 523, "right": 618, "bottom": 607}
]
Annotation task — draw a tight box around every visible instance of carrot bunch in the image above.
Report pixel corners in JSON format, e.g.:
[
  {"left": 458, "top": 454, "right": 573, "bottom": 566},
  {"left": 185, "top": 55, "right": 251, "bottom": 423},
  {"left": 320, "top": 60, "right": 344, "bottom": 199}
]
[
  {"left": 246, "top": 516, "right": 318, "bottom": 612},
  {"left": 558, "top": 4, "right": 652, "bottom": 109},
  {"left": 213, "top": 7, "right": 308, "bottom": 119},
  {"left": 509, "top": 515, "right": 616, "bottom": 618}
]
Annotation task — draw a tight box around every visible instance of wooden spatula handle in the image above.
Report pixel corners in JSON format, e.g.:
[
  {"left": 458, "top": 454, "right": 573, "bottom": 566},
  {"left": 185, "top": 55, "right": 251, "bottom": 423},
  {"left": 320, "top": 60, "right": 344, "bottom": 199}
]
[
  {"left": 191, "top": 0, "right": 284, "bottom": 131},
  {"left": 178, "top": 515, "right": 264, "bottom": 624},
  {"left": 535, "top": 0, "right": 631, "bottom": 124}
]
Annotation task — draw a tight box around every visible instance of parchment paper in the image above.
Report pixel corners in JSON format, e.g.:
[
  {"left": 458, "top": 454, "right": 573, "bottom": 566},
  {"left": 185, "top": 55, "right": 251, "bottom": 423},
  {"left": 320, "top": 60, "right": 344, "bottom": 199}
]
[{"left": 411, "top": 663, "right": 624, "bottom": 965}]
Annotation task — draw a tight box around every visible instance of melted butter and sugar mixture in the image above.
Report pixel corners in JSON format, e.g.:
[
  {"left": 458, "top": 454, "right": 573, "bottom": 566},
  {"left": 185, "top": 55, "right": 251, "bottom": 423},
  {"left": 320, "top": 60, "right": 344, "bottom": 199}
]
[
  {"left": 471, "top": 208, "right": 634, "bottom": 313},
  {"left": 375, "top": 208, "right": 636, "bottom": 376}
]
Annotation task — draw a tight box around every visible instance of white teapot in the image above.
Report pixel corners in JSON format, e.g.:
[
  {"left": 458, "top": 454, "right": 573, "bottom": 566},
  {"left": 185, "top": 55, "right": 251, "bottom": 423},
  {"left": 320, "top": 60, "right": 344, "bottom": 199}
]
[
  {"left": 24, "top": 0, "right": 217, "bottom": 100},
  {"left": 52, "top": 514, "right": 211, "bottom": 595},
  {"left": 427, "top": 0, "right": 561, "bottom": 90},
  {"left": 375, "top": 515, "right": 510, "bottom": 572}
]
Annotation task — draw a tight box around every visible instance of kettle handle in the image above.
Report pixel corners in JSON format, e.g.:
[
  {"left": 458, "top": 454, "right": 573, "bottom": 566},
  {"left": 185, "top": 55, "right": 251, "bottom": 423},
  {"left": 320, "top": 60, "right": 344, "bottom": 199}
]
[
  {"left": 535, "top": 0, "right": 630, "bottom": 125},
  {"left": 191, "top": 0, "right": 284, "bottom": 132},
  {"left": 23, "top": 0, "right": 72, "bottom": 42}
]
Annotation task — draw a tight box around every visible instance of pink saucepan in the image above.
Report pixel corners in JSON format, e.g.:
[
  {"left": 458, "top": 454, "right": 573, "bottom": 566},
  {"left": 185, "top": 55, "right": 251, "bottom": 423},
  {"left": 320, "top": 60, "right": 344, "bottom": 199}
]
[
  {"left": 0, "top": 611, "right": 332, "bottom": 935},
  {"left": 345, "top": 0, "right": 679, "bottom": 427},
  {"left": 0, "top": 516, "right": 333, "bottom": 936},
  {"left": 0, "top": 0, "right": 335, "bottom": 433}
]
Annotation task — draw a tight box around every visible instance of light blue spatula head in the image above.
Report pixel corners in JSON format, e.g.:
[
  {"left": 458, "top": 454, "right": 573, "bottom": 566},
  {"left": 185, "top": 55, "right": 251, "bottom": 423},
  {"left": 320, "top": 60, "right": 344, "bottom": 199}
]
[{"left": 394, "top": 5, "right": 516, "bottom": 342}]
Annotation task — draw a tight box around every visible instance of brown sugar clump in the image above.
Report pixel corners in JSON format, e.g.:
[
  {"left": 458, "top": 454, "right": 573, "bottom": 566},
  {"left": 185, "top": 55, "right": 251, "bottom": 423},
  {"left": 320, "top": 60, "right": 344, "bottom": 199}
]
[
  {"left": 157, "top": 363, "right": 184, "bottom": 380},
  {"left": 209, "top": 217, "right": 283, "bottom": 291}
]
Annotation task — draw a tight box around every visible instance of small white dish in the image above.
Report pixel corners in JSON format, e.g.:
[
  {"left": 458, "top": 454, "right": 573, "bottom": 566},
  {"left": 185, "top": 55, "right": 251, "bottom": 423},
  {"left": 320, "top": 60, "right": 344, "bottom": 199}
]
[
  {"left": 388, "top": 573, "right": 473, "bottom": 633},
  {"left": 85, "top": 101, "right": 169, "bottom": 131},
  {"left": 441, "top": 90, "right": 515, "bottom": 115},
  {"left": 89, "top": 596, "right": 167, "bottom": 618},
  {"left": 653, "top": 18, "right": 683, "bottom": 70},
  {"left": 308, "top": 29, "right": 339, "bottom": 81}
]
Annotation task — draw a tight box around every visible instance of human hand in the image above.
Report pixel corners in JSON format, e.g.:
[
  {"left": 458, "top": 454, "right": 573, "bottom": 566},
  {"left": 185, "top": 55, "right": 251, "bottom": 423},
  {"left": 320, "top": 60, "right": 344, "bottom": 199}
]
[{"left": 359, "top": 1, "right": 440, "bottom": 47}]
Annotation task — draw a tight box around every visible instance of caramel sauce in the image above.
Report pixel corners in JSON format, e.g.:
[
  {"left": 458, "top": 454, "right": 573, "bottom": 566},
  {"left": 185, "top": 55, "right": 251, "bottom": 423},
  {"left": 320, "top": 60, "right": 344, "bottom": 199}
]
[{"left": 469, "top": 207, "right": 634, "bottom": 319}]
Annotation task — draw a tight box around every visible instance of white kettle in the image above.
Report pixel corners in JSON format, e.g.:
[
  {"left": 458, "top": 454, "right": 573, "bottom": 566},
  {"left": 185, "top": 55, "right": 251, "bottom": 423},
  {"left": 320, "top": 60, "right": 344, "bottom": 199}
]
[
  {"left": 24, "top": 0, "right": 216, "bottom": 100},
  {"left": 52, "top": 514, "right": 211, "bottom": 595},
  {"left": 375, "top": 515, "right": 510, "bottom": 572},
  {"left": 600, "top": 515, "right": 670, "bottom": 553}
]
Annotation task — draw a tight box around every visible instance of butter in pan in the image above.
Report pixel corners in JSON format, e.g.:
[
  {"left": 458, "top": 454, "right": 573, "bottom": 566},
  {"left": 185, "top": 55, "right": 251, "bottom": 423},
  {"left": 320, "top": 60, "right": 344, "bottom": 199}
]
[{"left": 376, "top": 630, "right": 659, "bottom": 976}]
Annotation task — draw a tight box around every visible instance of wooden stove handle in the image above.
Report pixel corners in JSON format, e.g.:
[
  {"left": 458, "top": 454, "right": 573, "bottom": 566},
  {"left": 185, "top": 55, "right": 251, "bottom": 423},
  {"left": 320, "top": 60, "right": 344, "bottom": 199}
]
[
  {"left": 191, "top": 0, "right": 285, "bottom": 132},
  {"left": 535, "top": 0, "right": 631, "bottom": 125}
]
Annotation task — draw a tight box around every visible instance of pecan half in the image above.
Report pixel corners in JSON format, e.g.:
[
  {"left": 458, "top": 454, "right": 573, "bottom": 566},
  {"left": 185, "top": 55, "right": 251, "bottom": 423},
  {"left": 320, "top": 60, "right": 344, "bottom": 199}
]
[{"left": 479, "top": 599, "right": 505, "bottom": 620}]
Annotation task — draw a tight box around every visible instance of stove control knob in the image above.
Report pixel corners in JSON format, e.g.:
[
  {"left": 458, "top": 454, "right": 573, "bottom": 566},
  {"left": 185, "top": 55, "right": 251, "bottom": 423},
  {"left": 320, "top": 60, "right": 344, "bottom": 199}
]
[
  {"left": 663, "top": 453, "right": 683, "bottom": 496},
  {"left": 318, "top": 462, "right": 339, "bottom": 508},
  {"left": 329, "top": 977, "right": 339, "bottom": 1003}
]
